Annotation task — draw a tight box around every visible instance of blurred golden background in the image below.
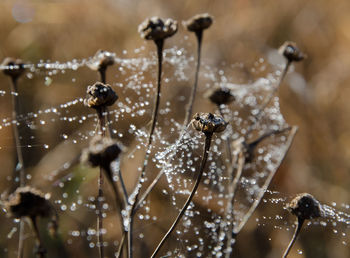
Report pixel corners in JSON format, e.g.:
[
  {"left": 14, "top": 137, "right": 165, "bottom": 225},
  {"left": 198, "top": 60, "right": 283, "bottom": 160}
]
[{"left": 0, "top": 0, "right": 350, "bottom": 257}]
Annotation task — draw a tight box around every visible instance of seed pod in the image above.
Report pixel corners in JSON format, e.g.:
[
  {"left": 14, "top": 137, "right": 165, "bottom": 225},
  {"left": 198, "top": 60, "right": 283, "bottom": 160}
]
[
  {"left": 138, "top": 17, "right": 178, "bottom": 41},
  {"left": 183, "top": 13, "right": 213, "bottom": 32},
  {"left": 286, "top": 193, "right": 323, "bottom": 220},
  {"left": 2, "top": 186, "right": 54, "bottom": 219},
  {"left": 1, "top": 57, "right": 25, "bottom": 80},
  {"left": 84, "top": 82, "right": 118, "bottom": 109},
  {"left": 205, "top": 87, "right": 235, "bottom": 106},
  {"left": 278, "top": 41, "right": 305, "bottom": 63},
  {"left": 87, "top": 50, "right": 115, "bottom": 72},
  {"left": 192, "top": 112, "right": 227, "bottom": 134},
  {"left": 81, "top": 135, "right": 122, "bottom": 170}
]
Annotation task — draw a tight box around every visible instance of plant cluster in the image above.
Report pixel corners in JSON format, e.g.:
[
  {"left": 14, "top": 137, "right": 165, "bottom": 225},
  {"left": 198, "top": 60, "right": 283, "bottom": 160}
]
[{"left": 0, "top": 13, "right": 330, "bottom": 258}]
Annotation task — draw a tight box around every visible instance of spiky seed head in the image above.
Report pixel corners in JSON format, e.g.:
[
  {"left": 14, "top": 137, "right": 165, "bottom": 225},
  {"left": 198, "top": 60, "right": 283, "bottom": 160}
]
[
  {"left": 183, "top": 13, "right": 213, "bottom": 32},
  {"left": 205, "top": 87, "right": 235, "bottom": 106},
  {"left": 1, "top": 57, "right": 25, "bottom": 80},
  {"left": 191, "top": 112, "right": 228, "bottom": 134},
  {"left": 138, "top": 17, "right": 178, "bottom": 41},
  {"left": 81, "top": 135, "right": 122, "bottom": 170},
  {"left": 278, "top": 41, "right": 305, "bottom": 63},
  {"left": 87, "top": 50, "right": 115, "bottom": 72},
  {"left": 2, "top": 186, "right": 54, "bottom": 219},
  {"left": 286, "top": 193, "right": 323, "bottom": 220},
  {"left": 84, "top": 82, "right": 118, "bottom": 109}
]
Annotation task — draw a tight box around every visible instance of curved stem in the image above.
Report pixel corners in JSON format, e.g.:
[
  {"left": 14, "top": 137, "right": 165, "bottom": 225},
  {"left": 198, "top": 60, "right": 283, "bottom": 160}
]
[
  {"left": 125, "top": 39, "right": 164, "bottom": 258},
  {"left": 235, "top": 126, "right": 297, "bottom": 234},
  {"left": 151, "top": 133, "right": 212, "bottom": 258},
  {"left": 246, "top": 60, "right": 291, "bottom": 137},
  {"left": 183, "top": 30, "right": 203, "bottom": 127},
  {"left": 282, "top": 217, "right": 304, "bottom": 258}
]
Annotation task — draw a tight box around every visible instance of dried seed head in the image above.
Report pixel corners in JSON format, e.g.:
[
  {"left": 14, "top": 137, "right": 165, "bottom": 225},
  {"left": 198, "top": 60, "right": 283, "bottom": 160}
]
[
  {"left": 205, "top": 87, "right": 235, "bottom": 106},
  {"left": 183, "top": 13, "right": 213, "bottom": 32},
  {"left": 2, "top": 186, "right": 54, "bottom": 219},
  {"left": 138, "top": 17, "right": 178, "bottom": 41},
  {"left": 287, "top": 193, "right": 323, "bottom": 220},
  {"left": 84, "top": 82, "right": 118, "bottom": 109},
  {"left": 191, "top": 112, "right": 228, "bottom": 134},
  {"left": 81, "top": 135, "right": 122, "bottom": 170},
  {"left": 1, "top": 57, "right": 25, "bottom": 80},
  {"left": 278, "top": 41, "right": 305, "bottom": 63},
  {"left": 87, "top": 50, "right": 115, "bottom": 72}
]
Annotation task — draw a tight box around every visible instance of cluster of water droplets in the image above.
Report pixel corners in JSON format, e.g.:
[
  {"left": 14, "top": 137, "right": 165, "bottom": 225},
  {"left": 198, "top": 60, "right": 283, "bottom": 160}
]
[{"left": 1, "top": 44, "right": 349, "bottom": 257}]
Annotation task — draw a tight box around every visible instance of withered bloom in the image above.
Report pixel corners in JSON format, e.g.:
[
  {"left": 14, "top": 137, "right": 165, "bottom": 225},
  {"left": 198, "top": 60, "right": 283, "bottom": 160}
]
[
  {"left": 81, "top": 135, "right": 122, "bottom": 171},
  {"left": 84, "top": 82, "right": 118, "bottom": 109},
  {"left": 1, "top": 57, "right": 25, "bottom": 81},
  {"left": 286, "top": 193, "right": 323, "bottom": 220},
  {"left": 138, "top": 17, "right": 178, "bottom": 41},
  {"left": 192, "top": 112, "right": 227, "bottom": 134},
  {"left": 3, "top": 186, "right": 54, "bottom": 219},
  {"left": 87, "top": 50, "right": 115, "bottom": 72},
  {"left": 278, "top": 41, "right": 305, "bottom": 63},
  {"left": 205, "top": 87, "right": 235, "bottom": 106},
  {"left": 183, "top": 13, "right": 213, "bottom": 32}
]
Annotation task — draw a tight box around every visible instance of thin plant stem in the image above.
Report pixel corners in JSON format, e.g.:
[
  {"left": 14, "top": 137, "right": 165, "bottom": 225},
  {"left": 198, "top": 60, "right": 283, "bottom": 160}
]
[
  {"left": 151, "top": 132, "right": 213, "bottom": 258},
  {"left": 133, "top": 127, "right": 190, "bottom": 212},
  {"left": 97, "top": 107, "right": 106, "bottom": 258},
  {"left": 224, "top": 151, "right": 245, "bottom": 258},
  {"left": 116, "top": 233, "right": 126, "bottom": 258},
  {"left": 183, "top": 30, "right": 203, "bottom": 127},
  {"left": 246, "top": 60, "right": 291, "bottom": 137},
  {"left": 235, "top": 126, "right": 298, "bottom": 234},
  {"left": 30, "top": 216, "right": 46, "bottom": 258},
  {"left": 126, "top": 39, "right": 164, "bottom": 258},
  {"left": 9, "top": 77, "right": 26, "bottom": 258},
  {"left": 282, "top": 217, "right": 304, "bottom": 258}
]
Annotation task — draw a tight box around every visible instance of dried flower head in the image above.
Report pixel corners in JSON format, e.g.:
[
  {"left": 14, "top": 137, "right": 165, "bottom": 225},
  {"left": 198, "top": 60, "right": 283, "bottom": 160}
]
[
  {"left": 286, "top": 193, "right": 323, "bottom": 220},
  {"left": 2, "top": 186, "right": 54, "bottom": 219},
  {"left": 183, "top": 13, "right": 213, "bottom": 32},
  {"left": 84, "top": 82, "right": 118, "bottom": 109},
  {"left": 81, "top": 135, "right": 122, "bottom": 170},
  {"left": 1, "top": 57, "right": 25, "bottom": 80},
  {"left": 205, "top": 87, "right": 235, "bottom": 106},
  {"left": 138, "top": 17, "right": 178, "bottom": 41},
  {"left": 87, "top": 50, "right": 115, "bottom": 72},
  {"left": 278, "top": 41, "right": 305, "bottom": 63},
  {"left": 192, "top": 112, "right": 227, "bottom": 134}
]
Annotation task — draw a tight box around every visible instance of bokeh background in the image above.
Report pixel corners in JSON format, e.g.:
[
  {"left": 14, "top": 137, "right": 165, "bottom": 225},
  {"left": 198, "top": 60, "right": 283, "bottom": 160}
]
[{"left": 0, "top": 0, "right": 350, "bottom": 257}]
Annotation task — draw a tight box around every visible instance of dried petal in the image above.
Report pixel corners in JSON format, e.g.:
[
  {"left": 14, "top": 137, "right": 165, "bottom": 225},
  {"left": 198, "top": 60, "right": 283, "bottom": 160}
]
[
  {"left": 84, "top": 82, "right": 118, "bottom": 109},
  {"left": 192, "top": 112, "right": 227, "bottom": 134},
  {"left": 278, "top": 41, "right": 305, "bottom": 62},
  {"left": 138, "top": 17, "right": 178, "bottom": 41},
  {"left": 183, "top": 13, "right": 213, "bottom": 32},
  {"left": 286, "top": 193, "right": 323, "bottom": 220},
  {"left": 1, "top": 57, "right": 25, "bottom": 79},
  {"left": 87, "top": 50, "right": 115, "bottom": 72},
  {"left": 205, "top": 87, "right": 235, "bottom": 105}
]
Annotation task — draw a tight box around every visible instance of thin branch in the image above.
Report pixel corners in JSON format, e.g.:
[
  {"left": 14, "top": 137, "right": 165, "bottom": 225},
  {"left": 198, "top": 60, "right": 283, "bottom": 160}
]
[
  {"left": 234, "top": 126, "right": 298, "bottom": 234},
  {"left": 282, "top": 217, "right": 304, "bottom": 258},
  {"left": 151, "top": 133, "right": 212, "bottom": 258},
  {"left": 246, "top": 60, "right": 291, "bottom": 137}
]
